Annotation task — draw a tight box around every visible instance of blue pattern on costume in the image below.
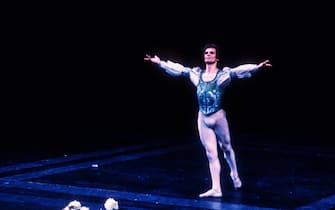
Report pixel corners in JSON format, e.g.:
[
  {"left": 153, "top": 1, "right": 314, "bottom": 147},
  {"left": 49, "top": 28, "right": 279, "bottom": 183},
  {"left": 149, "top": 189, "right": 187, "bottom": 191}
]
[{"left": 197, "top": 69, "right": 231, "bottom": 115}]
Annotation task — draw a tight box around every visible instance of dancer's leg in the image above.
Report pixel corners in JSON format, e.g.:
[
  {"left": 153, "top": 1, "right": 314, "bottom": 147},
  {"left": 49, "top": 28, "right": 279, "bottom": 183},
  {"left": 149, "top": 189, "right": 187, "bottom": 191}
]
[
  {"left": 215, "top": 111, "right": 242, "bottom": 188},
  {"left": 198, "top": 114, "right": 222, "bottom": 197}
]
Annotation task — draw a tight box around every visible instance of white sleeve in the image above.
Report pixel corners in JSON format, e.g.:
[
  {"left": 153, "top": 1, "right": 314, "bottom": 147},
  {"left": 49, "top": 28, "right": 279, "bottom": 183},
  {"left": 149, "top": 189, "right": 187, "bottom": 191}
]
[
  {"left": 189, "top": 67, "right": 201, "bottom": 86},
  {"left": 159, "top": 60, "right": 191, "bottom": 76},
  {"left": 230, "top": 64, "right": 260, "bottom": 79},
  {"left": 216, "top": 68, "right": 231, "bottom": 87}
]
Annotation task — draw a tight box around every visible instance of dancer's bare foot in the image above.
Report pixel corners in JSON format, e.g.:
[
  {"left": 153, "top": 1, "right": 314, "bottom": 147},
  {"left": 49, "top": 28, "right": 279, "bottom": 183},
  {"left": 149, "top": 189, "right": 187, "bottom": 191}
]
[
  {"left": 199, "top": 189, "right": 222, "bottom": 198},
  {"left": 230, "top": 173, "right": 242, "bottom": 189}
]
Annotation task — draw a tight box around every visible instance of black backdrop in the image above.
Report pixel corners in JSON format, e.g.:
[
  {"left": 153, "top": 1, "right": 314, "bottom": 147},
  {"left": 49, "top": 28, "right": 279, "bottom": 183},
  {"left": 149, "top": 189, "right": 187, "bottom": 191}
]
[{"left": 2, "top": 2, "right": 334, "bottom": 152}]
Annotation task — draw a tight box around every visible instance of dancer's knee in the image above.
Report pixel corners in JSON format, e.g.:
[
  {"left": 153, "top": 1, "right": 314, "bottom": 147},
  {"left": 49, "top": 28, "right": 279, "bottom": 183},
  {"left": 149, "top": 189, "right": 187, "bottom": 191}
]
[
  {"left": 221, "top": 143, "right": 233, "bottom": 153},
  {"left": 206, "top": 150, "right": 219, "bottom": 162}
]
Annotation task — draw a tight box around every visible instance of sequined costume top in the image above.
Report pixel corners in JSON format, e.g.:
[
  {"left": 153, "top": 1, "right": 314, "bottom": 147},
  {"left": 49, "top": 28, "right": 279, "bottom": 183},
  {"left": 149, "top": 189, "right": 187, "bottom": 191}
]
[
  {"left": 197, "top": 69, "right": 229, "bottom": 115},
  {"left": 158, "top": 60, "right": 260, "bottom": 115}
]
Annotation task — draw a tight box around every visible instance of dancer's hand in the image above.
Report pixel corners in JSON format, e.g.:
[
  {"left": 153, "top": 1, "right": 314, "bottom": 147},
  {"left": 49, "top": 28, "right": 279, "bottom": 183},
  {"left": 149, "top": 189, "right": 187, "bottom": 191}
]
[
  {"left": 144, "top": 54, "right": 161, "bottom": 64},
  {"left": 258, "top": 60, "right": 272, "bottom": 68}
]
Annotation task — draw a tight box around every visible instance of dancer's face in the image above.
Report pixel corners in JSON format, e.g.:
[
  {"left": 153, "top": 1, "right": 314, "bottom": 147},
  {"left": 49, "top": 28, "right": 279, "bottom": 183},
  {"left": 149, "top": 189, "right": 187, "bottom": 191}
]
[{"left": 204, "top": 47, "right": 217, "bottom": 64}]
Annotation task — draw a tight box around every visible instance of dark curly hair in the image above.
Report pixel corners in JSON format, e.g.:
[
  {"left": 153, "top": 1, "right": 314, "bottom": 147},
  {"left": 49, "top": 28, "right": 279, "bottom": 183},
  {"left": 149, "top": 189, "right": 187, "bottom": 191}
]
[{"left": 202, "top": 43, "right": 221, "bottom": 60}]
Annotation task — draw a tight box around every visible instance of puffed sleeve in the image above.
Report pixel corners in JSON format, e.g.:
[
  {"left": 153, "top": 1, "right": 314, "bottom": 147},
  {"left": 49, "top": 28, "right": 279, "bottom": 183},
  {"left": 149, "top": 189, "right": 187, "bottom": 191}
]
[{"left": 229, "top": 64, "right": 260, "bottom": 79}]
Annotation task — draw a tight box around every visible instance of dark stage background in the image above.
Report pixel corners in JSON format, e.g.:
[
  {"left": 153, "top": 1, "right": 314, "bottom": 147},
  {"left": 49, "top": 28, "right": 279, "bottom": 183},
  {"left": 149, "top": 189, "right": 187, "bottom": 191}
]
[{"left": 1, "top": 2, "right": 334, "bottom": 154}]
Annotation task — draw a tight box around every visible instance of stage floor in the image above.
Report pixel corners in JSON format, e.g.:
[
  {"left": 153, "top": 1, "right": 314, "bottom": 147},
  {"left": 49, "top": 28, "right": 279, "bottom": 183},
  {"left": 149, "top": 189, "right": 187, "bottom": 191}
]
[{"left": 0, "top": 134, "right": 334, "bottom": 209}]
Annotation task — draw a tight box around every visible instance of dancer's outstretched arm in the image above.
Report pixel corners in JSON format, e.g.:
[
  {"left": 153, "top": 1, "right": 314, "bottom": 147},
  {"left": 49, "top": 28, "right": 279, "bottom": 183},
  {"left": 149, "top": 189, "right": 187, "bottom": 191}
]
[
  {"left": 144, "top": 54, "right": 191, "bottom": 76},
  {"left": 230, "top": 60, "right": 272, "bottom": 78}
]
